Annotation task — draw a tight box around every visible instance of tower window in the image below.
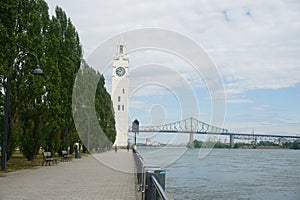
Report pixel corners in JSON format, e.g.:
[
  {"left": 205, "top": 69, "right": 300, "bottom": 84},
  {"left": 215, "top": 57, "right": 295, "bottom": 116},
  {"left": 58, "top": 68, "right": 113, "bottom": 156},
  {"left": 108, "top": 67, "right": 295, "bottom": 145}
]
[
  {"left": 120, "top": 45, "right": 123, "bottom": 54},
  {"left": 118, "top": 105, "right": 120, "bottom": 111},
  {"left": 122, "top": 105, "right": 124, "bottom": 111},
  {"left": 123, "top": 89, "right": 125, "bottom": 94},
  {"left": 118, "top": 96, "right": 121, "bottom": 102}
]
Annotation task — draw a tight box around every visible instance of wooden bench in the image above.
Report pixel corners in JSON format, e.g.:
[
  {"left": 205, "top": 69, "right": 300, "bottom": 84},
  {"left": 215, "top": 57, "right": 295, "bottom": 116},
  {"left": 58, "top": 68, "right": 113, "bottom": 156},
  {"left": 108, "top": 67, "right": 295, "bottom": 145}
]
[
  {"left": 42, "top": 152, "right": 57, "bottom": 166},
  {"left": 61, "top": 150, "right": 72, "bottom": 162}
]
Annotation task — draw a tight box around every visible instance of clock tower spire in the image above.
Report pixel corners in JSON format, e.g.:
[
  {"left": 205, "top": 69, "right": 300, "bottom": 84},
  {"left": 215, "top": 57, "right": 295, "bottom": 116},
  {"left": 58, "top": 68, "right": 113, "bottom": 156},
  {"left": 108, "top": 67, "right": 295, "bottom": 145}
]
[{"left": 112, "top": 38, "right": 129, "bottom": 147}]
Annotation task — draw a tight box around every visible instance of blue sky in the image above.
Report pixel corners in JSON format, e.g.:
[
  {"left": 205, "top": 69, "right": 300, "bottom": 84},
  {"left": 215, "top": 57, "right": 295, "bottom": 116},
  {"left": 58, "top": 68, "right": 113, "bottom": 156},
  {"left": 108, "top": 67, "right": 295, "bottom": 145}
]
[{"left": 46, "top": 0, "right": 300, "bottom": 136}]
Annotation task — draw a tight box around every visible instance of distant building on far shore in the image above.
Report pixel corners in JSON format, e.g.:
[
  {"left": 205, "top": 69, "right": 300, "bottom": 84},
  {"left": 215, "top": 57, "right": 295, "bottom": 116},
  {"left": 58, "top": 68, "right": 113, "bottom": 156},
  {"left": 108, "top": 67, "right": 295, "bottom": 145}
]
[{"left": 146, "top": 138, "right": 160, "bottom": 146}]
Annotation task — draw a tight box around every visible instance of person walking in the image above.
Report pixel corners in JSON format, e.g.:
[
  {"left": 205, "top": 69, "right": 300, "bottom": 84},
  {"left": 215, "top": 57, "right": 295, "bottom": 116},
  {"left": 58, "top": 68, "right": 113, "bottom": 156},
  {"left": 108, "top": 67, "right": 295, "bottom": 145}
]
[{"left": 126, "top": 143, "right": 130, "bottom": 152}]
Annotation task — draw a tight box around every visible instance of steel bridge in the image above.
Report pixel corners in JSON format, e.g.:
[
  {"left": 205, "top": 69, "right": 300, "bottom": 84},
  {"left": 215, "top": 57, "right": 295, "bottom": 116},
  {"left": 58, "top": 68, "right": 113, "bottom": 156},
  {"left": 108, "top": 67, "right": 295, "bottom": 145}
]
[{"left": 128, "top": 117, "right": 300, "bottom": 148}]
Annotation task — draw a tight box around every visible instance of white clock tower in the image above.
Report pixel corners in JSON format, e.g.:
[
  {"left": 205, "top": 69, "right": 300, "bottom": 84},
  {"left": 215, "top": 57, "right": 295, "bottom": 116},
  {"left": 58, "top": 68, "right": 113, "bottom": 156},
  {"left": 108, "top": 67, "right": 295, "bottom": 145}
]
[{"left": 112, "top": 38, "right": 129, "bottom": 147}]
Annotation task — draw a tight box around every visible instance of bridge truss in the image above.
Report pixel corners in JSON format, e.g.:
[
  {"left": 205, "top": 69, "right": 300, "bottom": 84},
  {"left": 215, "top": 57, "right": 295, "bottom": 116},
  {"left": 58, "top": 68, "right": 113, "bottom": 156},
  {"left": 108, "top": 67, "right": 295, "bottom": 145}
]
[
  {"left": 129, "top": 117, "right": 228, "bottom": 134},
  {"left": 128, "top": 117, "right": 300, "bottom": 147}
]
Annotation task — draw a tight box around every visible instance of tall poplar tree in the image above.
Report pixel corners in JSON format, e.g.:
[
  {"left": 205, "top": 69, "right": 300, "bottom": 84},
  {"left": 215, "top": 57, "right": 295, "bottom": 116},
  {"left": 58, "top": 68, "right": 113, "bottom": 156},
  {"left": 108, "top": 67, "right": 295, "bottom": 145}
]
[
  {"left": 0, "top": 0, "right": 82, "bottom": 160},
  {"left": 73, "top": 60, "right": 116, "bottom": 152},
  {"left": 1, "top": 0, "right": 115, "bottom": 161},
  {"left": 40, "top": 7, "right": 82, "bottom": 154},
  {"left": 0, "top": 0, "right": 50, "bottom": 160}
]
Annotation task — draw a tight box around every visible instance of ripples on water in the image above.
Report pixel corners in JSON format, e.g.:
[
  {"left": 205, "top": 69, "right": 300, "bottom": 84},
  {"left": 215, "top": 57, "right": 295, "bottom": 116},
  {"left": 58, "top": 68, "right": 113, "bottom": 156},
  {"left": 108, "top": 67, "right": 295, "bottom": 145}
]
[{"left": 138, "top": 147, "right": 300, "bottom": 200}]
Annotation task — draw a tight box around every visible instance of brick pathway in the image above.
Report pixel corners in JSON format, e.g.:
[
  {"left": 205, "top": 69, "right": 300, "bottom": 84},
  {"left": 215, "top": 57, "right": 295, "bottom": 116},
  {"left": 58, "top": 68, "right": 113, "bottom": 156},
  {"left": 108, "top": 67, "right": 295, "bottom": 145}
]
[{"left": 0, "top": 150, "right": 136, "bottom": 200}]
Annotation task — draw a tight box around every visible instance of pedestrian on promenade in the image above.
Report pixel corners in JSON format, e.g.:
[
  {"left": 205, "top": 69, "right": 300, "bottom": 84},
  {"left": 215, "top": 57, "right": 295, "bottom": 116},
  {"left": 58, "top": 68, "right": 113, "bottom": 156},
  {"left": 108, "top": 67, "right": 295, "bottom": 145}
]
[
  {"left": 114, "top": 144, "right": 117, "bottom": 152},
  {"left": 127, "top": 143, "right": 130, "bottom": 152}
]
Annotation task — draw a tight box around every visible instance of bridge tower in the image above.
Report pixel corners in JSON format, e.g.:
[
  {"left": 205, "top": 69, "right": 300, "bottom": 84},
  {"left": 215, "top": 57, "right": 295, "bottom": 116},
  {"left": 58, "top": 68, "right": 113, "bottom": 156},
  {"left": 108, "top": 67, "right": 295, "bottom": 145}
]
[
  {"left": 188, "top": 132, "right": 194, "bottom": 148},
  {"left": 230, "top": 134, "right": 234, "bottom": 148},
  {"left": 187, "top": 117, "right": 195, "bottom": 148},
  {"left": 278, "top": 138, "right": 283, "bottom": 146},
  {"left": 112, "top": 38, "right": 129, "bottom": 147}
]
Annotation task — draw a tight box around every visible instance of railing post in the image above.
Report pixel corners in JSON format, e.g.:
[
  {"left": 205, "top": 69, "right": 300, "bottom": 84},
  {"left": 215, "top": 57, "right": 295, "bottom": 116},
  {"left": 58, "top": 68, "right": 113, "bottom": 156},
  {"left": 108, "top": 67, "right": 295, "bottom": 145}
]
[
  {"left": 154, "top": 169, "right": 166, "bottom": 190},
  {"left": 134, "top": 150, "right": 168, "bottom": 200},
  {"left": 145, "top": 171, "right": 154, "bottom": 200},
  {"left": 144, "top": 169, "right": 167, "bottom": 200}
]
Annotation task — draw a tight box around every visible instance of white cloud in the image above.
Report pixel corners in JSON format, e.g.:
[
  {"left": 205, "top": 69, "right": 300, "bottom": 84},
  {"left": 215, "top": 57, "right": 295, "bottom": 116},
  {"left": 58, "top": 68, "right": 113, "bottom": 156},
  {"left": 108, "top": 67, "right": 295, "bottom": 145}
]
[
  {"left": 46, "top": 0, "right": 300, "bottom": 93},
  {"left": 199, "top": 1, "right": 300, "bottom": 93},
  {"left": 225, "top": 120, "right": 300, "bottom": 135},
  {"left": 46, "top": 0, "right": 300, "bottom": 133},
  {"left": 252, "top": 104, "right": 271, "bottom": 111},
  {"left": 129, "top": 100, "right": 147, "bottom": 110},
  {"left": 227, "top": 98, "right": 253, "bottom": 104}
]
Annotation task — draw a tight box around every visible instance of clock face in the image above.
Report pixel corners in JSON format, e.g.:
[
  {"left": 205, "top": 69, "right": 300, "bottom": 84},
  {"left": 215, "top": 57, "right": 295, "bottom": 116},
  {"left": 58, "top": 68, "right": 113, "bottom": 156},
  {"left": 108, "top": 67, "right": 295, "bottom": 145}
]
[{"left": 116, "top": 67, "right": 125, "bottom": 77}]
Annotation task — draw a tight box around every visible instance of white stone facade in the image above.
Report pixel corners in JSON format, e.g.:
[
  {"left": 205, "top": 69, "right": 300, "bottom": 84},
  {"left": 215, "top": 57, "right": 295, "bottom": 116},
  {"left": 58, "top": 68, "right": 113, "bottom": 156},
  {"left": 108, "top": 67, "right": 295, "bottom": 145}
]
[{"left": 111, "top": 39, "right": 129, "bottom": 147}]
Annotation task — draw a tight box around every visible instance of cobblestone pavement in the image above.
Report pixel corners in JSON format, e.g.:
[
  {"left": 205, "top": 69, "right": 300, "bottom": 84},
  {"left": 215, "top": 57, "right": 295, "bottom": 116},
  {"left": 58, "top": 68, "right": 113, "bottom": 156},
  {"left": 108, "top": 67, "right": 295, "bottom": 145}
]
[{"left": 0, "top": 150, "right": 136, "bottom": 200}]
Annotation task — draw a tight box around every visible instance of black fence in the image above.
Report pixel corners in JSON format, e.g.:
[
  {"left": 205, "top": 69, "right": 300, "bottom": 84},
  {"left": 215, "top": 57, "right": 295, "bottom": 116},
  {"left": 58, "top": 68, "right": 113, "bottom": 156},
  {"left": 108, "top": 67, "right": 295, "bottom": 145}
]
[{"left": 133, "top": 149, "right": 169, "bottom": 200}]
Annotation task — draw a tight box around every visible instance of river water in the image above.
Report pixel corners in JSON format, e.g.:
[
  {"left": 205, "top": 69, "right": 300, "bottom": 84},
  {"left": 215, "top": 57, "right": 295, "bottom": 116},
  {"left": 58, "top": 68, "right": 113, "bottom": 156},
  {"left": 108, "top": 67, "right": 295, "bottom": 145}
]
[{"left": 138, "top": 147, "right": 300, "bottom": 200}]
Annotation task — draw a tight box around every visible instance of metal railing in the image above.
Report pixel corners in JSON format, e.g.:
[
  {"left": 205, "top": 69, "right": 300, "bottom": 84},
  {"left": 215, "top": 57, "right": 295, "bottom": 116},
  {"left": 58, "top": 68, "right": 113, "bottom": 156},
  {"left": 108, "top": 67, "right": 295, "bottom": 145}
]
[
  {"left": 150, "top": 174, "right": 169, "bottom": 200},
  {"left": 133, "top": 149, "right": 169, "bottom": 200}
]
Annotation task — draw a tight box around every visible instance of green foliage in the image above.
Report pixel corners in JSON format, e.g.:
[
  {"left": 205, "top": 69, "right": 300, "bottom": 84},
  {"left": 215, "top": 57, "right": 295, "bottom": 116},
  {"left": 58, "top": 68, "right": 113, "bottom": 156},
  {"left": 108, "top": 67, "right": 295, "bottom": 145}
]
[
  {"left": 39, "top": 5, "right": 82, "bottom": 154},
  {"left": 95, "top": 74, "right": 116, "bottom": 144},
  {"left": 194, "top": 139, "right": 300, "bottom": 150},
  {"left": 214, "top": 142, "right": 230, "bottom": 148},
  {"left": 193, "top": 139, "right": 229, "bottom": 148},
  {"left": 72, "top": 60, "right": 116, "bottom": 152},
  {"left": 0, "top": 0, "right": 50, "bottom": 160},
  {"left": 193, "top": 139, "right": 202, "bottom": 148},
  {"left": 233, "top": 142, "right": 251, "bottom": 148},
  {"left": 0, "top": 0, "right": 111, "bottom": 161},
  {"left": 283, "top": 141, "right": 300, "bottom": 149},
  {"left": 257, "top": 141, "right": 278, "bottom": 146}
]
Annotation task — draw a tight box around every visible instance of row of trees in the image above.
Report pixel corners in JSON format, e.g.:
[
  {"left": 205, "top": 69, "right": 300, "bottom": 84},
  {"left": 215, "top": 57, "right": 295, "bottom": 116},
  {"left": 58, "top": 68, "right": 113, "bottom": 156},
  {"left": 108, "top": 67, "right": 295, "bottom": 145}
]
[
  {"left": 193, "top": 139, "right": 300, "bottom": 149},
  {"left": 193, "top": 140, "right": 230, "bottom": 149},
  {"left": 0, "top": 0, "right": 116, "bottom": 161},
  {"left": 73, "top": 60, "right": 116, "bottom": 153}
]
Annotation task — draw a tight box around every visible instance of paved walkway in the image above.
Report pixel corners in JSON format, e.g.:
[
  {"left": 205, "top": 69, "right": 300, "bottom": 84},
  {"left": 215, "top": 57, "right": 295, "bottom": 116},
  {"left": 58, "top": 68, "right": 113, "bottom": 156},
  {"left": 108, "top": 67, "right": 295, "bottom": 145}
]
[{"left": 0, "top": 150, "right": 136, "bottom": 200}]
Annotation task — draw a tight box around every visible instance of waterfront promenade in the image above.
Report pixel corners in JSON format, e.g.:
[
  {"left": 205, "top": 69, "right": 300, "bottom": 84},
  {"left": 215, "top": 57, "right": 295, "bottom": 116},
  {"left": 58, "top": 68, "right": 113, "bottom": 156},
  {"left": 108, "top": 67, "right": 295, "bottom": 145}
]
[{"left": 0, "top": 150, "right": 136, "bottom": 200}]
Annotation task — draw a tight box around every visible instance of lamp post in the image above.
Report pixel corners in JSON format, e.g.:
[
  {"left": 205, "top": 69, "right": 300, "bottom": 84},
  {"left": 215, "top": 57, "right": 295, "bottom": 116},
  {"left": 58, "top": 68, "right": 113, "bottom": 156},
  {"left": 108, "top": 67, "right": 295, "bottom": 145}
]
[
  {"left": 81, "top": 104, "right": 90, "bottom": 153},
  {"left": 1, "top": 52, "right": 43, "bottom": 171},
  {"left": 65, "top": 126, "right": 69, "bottom": 152},
  {"left": 87, "top": 116, "right": 90, "bottom": 152},
  {"left": 132, "top": 119, "right": 139, "bottom": 146}
]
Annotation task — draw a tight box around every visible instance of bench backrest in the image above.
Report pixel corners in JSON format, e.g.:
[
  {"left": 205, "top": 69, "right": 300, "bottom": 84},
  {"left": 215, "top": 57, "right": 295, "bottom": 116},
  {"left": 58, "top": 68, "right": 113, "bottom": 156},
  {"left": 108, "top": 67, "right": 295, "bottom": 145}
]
[
  {"left": 62, "top": 150, "right": 68, "bottom": 155},
  {"left": 43, "top": 151, "right": 52, "bottom": 158}
]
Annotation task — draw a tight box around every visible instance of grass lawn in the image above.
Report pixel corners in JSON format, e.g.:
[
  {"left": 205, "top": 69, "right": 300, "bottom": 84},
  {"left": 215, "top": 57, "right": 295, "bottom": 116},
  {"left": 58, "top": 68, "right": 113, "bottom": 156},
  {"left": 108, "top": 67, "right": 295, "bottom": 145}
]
[
  {"left": 0, "top": 151, "right": 45, "bottom": 174},
  {"left": 0, "top": 150, "right": 88, "bottom": 174}
]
